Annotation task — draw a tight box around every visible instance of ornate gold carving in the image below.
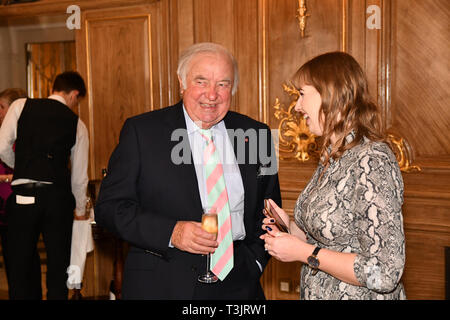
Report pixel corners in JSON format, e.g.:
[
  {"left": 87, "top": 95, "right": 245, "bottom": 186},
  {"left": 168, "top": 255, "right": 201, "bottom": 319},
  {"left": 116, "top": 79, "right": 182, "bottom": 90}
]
[
  {"left": 387, "top": 133, "right": 421, "bottom": 173},
  {"left": 296, "top": 0, "right": 310, "bottom": 38},
  {"left": 274, "top": 84, "right": 318, "bottom": 162},
  {"left": 273, "top": 88, "right": 420, "bottom": 171}
]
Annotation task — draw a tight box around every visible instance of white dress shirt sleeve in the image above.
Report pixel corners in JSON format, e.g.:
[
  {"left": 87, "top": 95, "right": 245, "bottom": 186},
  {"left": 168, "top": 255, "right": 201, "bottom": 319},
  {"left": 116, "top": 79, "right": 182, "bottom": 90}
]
[
  {"left": 71, "top": 119, "right": 89, "bottom": 217},
  {"left": 0, "top": 98, "right": 26, "bottom": 168}
]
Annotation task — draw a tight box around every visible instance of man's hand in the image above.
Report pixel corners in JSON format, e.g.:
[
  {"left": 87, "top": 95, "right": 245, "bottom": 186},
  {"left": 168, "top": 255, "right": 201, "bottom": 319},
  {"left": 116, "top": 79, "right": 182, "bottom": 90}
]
[{"left": 171, "top": 221, "right": 218, "bottom": 255}]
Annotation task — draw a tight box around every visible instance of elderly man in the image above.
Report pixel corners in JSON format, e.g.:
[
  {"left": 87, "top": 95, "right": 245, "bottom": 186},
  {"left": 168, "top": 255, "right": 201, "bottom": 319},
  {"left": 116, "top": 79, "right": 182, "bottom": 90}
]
[{"left": 95, "top": 42, "right": 281, "bottom": 299}]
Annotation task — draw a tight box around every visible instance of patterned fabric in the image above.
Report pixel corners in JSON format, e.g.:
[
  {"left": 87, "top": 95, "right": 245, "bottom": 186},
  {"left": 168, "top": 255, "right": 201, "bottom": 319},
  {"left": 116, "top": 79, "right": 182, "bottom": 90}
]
[
  {"left": 200, "top": 129, "right": 234, "bottom": 280},
  {"left": 294, "top": 134, "right": 406, "bottom": 300}
]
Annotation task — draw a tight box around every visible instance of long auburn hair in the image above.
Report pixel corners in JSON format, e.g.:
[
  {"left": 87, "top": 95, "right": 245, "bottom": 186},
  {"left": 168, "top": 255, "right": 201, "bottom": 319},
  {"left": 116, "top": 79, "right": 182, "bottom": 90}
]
[{"left": 292, "top": 51, "right": 388, "bottom": 173}]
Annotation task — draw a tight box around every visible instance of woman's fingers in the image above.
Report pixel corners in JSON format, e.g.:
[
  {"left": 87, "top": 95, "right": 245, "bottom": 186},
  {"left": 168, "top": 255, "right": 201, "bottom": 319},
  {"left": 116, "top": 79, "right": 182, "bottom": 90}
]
[{"left": 262, "top": 217, "right": 276, "bottom": 225}]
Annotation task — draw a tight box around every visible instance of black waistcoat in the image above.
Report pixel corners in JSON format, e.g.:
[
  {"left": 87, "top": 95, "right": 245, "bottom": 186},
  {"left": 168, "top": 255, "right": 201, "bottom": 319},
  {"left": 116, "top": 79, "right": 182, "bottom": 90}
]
[{"left": 13, "top": 98, "right": 78, "bottom": 189}]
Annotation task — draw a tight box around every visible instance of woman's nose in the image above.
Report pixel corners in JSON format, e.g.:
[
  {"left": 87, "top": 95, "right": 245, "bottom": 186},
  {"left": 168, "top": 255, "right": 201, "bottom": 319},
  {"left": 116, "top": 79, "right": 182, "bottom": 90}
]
[{"left": 294, "top": 98, "right": 302, "bottom": 112}]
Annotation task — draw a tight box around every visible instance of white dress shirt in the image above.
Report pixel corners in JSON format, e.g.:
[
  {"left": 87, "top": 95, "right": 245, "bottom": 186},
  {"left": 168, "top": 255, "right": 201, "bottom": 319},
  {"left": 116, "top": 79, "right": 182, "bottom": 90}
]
[
  {"left": 0, "top": 95, "right": 89, "bottom": 216},
  {"left": 182, "top": 106, "right": 246, "bottom": 241}
]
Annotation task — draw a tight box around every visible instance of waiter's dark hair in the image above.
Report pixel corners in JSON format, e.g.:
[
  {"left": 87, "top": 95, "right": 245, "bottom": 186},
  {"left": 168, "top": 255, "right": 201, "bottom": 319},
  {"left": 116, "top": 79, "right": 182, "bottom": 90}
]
[{"left": 52, "top": 71, "right": 86, "bottom": 97}]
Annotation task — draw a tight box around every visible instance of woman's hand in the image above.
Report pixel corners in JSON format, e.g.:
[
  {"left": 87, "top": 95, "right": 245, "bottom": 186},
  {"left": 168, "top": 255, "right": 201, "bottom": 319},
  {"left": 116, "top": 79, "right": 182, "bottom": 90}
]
[
  {"left": 260, "top": 226, "right": 305, "bottom": 262},
  {"left": 261, "top": 198, "right": 308, "bottom": 242},
  {"left": 0, "top": 174, "right": 12, "bottom": 183},
  {"left": 260, "top": 199, "right": 310, "bottom": 262},
  {"left": 263, "top": 198, "right": 290, "bottom": 228}
]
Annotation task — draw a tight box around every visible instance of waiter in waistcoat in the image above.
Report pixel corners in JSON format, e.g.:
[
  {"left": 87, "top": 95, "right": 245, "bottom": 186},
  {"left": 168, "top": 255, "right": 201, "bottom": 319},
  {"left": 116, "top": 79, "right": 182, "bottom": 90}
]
[{"left": 0, "top": 71, "right": 89, "bottom": 300}]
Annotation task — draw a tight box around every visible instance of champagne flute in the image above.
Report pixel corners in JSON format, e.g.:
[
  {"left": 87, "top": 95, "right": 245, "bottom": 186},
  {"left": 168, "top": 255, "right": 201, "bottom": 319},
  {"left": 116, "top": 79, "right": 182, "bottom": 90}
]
[{"left": 198, "top": 208, "right": 218, "bottom": 283}]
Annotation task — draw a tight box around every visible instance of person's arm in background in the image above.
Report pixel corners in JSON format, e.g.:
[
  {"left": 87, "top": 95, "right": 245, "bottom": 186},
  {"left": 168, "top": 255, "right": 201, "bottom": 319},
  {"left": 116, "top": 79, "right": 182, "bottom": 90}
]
[
  {"left": 70, "top": 119, "right": 89, "bottom": 218},
  {"left": 0, "top": 98, "right": 26, "bottom": 168}
]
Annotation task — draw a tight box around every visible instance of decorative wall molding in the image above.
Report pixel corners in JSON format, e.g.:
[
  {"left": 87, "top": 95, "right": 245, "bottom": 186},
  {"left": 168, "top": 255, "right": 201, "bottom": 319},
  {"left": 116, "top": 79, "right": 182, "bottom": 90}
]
[{"left": 387, "top": 133, "right": 421, "bottom": 173}]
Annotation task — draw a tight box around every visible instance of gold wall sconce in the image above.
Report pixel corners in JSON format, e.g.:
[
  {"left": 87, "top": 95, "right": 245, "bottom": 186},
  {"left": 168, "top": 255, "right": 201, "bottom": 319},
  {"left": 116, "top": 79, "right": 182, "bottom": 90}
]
[{"left": 296, "top": 0, "right": 310, "bottom": 38}]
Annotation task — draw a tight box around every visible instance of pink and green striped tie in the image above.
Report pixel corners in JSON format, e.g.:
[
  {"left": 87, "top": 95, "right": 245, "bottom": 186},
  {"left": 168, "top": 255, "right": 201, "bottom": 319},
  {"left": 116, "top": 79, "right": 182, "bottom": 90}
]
[{"left": 200, "top": 129, "right": 233, "bottom": 281}]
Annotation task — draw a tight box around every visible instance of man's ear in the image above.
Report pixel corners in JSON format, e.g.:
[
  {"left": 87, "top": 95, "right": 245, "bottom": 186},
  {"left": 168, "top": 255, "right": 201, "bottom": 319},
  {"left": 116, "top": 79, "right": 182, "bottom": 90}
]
[
  {"left": 67, "top": 90, "right": 80, "bottom": 108},
  {"left": 70, "top": 90, "right": 80, "bottom": 100},
  {"left": 177, "top": 75, "right": 184, "bottom": 94}
]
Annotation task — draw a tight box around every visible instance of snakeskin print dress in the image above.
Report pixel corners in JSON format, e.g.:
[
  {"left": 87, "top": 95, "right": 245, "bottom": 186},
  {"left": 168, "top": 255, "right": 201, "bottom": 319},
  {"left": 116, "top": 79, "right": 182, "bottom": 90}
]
[{"left": 294, "top": 135, "right": 407, "bottom": 300}]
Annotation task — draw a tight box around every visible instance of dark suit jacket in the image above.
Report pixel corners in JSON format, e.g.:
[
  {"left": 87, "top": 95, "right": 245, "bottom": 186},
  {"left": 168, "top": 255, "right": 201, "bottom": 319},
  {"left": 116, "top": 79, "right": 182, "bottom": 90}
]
[{"left": 95, "top": 102, "right": 281, "bottom": 299}]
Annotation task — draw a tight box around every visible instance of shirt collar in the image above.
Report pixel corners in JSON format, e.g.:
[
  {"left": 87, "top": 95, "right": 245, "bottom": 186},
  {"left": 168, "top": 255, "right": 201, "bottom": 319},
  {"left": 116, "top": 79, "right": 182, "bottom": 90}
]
[
  {"left": 48, "top": 94, "right": 67, "bottom": 106},
  {"left": 182, "top": 104, "right": 225, "bottom": 135}
]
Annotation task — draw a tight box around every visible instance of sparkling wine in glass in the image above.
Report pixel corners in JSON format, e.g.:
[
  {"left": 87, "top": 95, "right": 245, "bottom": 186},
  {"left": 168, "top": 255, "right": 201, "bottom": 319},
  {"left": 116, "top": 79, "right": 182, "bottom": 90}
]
[{"left": 198, "top": 208, "right": 218, "bottom": 283}]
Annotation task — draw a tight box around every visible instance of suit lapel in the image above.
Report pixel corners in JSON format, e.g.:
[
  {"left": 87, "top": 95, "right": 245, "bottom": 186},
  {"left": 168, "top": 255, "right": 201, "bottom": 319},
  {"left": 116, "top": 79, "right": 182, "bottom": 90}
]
[
  {"left": 223, "top": 113, "right": 257, "bottom": 226},
  {"left": 169, "top": 102, "right": 204, "bottom": 221}
]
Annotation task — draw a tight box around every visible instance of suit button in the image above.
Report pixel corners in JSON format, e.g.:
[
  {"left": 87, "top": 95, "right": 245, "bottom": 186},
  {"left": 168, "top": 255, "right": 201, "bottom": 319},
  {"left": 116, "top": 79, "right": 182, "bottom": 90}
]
[{"left": 191, "top": 266, "right": 197, "bottom": 272}]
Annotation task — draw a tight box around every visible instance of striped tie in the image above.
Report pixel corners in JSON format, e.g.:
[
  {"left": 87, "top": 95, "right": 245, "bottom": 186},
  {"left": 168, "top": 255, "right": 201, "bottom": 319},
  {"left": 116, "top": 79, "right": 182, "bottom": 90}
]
[{"left": 200, "top": 129, "right": 233, "bottom": 281}]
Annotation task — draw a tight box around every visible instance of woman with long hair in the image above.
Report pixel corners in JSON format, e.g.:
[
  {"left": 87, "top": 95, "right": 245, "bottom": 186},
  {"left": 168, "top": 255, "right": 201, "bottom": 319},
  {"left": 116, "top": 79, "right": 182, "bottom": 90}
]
[{"left": 262, "top": 52, "right": 406, "bottom": 299}]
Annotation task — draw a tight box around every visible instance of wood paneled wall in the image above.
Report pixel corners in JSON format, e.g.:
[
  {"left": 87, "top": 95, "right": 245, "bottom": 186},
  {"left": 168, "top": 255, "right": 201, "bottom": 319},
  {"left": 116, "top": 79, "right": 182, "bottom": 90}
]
[
  {"left": 76, "top": 3, "right": 171, "bottom": 180},
  {"left": 1, "top": 0, "right": 448, "bottom": 300},
  {"left": 388, "top": 0, "right": 450, "bottom": 300},
  {"left": 391, "top": 0, "right": 450, "bottom": 159}
]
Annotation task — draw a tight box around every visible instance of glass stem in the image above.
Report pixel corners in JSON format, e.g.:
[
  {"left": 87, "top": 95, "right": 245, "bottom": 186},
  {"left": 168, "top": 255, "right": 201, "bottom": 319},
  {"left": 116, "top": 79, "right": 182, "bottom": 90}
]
[{"left": 206, "top": 253, "right": 211, "bottom": 274}]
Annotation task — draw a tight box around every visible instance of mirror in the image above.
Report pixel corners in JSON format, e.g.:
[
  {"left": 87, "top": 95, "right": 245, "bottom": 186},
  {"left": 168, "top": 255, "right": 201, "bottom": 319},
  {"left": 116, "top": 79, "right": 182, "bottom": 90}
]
[
  {"left": 0, "top": 14, "right": 74, "bottom": 94},
  {"left": 26, "top": 41, "right": 76, "bottom": 99}
]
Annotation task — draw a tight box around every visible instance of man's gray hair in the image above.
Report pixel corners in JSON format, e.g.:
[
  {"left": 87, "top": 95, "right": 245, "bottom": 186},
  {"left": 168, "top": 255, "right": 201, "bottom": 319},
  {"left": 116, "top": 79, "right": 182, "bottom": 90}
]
[{"left": 177, "top": 42, "right": 239, "bottom": 95}]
